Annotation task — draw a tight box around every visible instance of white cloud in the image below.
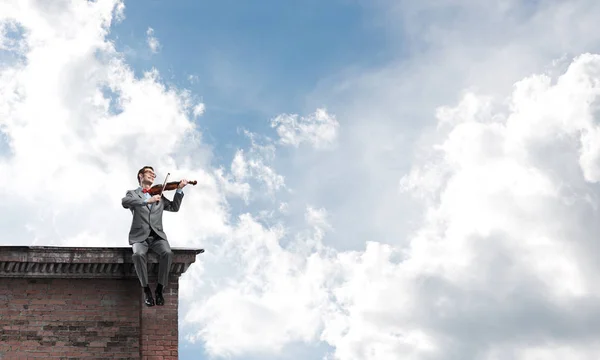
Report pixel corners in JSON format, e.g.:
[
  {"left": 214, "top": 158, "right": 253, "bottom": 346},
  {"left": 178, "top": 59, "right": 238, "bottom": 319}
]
[
  {"left": 305, "top": 206, "right": 331, "bottom": 230},
  {"left": 271, "top": 108, "right": 340, "bottom": 149},
  {"left": 183, "top": 213, "right": 332, "bottom": 357},
  {"left": 389, "top": 53, "right": 600, "bottom": 358},
  {"left": 0, "top": 20, "right": 22, "bottom": 52},
  {"left": 237, "top": 131, "right": 286, "bottom": 196},
  {"left": 231, "top": 149, "right": 248, "bottom": 180},
  {"left": 146, "top": 26, "right": 160, "bottom": 53},
  {"left": 209, "top": 132, "right": 287, "bottom": 210},
  {"left": 187, "top": 0, "right": 600, "bottom": 358},
  {"left": 0, "top": 4, "right": 327, "bottom": 358},
  {"left": 193, "top": 102, "right": 205, "bottom": 117},
  {"left": 0, "top": 1, "right": 215, "bottom": 249},
  {"left": 201, "top": 53, "right": 600, "bottom": 360},
  {"left": 6, "top": 1, "right": 600, "bottom": 360}
]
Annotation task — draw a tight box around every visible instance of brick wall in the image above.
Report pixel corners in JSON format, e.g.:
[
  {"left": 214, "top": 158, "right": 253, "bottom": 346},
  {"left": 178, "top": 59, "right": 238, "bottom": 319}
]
[
  {"left": 0, "top": 246, "right": 201, "bottom": 360},
  {"left": 0, "top": 278, "right": 140, "bottom": 358},
  {"left": 140, "top": 278, "right": 179, "bottom": 359}
]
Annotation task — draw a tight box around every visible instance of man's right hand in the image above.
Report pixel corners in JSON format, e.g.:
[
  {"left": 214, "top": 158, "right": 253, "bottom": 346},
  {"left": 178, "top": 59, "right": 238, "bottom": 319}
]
[{"left": 147, "top": 195, "right": 161, "bottom": 204}]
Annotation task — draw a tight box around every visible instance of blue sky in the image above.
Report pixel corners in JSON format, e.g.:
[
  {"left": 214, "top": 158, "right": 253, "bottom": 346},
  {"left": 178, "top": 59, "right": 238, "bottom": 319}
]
[
  {"left": 5, "top": 0, "right": 600, "bottom": 359},
  {"left": 108, "top": 0, "right": 392, "bottom": 163},
  {"left": 106, "top": 1, "right": 394, "bottom": 358}
]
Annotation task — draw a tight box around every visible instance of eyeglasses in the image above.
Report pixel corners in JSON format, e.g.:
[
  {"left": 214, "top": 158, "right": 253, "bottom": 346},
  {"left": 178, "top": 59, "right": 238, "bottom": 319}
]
[{"left": 143, "top": 170, "right": 156, "bottom": 177}]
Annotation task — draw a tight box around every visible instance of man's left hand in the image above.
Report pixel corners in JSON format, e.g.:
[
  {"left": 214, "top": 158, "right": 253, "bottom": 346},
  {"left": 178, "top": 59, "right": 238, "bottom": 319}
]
[{"left": 178, "top": 179, "right": 189, "bottom": 189}]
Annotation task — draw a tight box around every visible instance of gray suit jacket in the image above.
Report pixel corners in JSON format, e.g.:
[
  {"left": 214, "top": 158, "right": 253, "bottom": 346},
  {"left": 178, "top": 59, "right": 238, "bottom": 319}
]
[{"left": 121, "top": 188, "right": 184, "bottom": 245}]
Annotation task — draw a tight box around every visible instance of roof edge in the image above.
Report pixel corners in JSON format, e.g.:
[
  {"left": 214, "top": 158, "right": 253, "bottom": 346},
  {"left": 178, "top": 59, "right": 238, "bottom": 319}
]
[{"left": 0, "top": 246, "right": 204, "bottom": 279}]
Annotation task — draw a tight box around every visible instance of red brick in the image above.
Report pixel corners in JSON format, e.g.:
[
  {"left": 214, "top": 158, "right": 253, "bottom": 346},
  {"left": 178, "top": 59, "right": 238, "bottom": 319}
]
[
  {"left": 0, "top": 246, "right": 202, "bottom": 359},
  {"left": 139, "top": 278, "right": 180, "bottom": 358},
  {"left": 0, "top": 278, "right": 140, "bottom": 358}
]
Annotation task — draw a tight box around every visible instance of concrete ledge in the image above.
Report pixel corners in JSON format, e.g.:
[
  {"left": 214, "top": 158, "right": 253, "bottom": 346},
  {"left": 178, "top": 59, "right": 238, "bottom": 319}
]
[{"left": 0, "top": 246, "right": 204, "bottom": 279}]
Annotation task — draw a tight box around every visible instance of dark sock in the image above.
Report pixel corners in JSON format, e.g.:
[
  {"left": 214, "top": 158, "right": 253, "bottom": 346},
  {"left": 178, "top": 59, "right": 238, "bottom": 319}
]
[
  {"left": 144, "top": 286, "right": 152, "bottom": 293},
  {"left": 156, "top": 283, "right": 163, "bottom": 294}
]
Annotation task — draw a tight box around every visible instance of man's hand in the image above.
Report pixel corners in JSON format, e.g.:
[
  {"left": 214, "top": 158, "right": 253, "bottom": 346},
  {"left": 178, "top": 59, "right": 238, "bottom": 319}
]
[
  {"left": 147, "top": 195, "right": 161, "bottom": 204},
  {"left": 178, "top": 179, "right": 189, "bottom": 189}
]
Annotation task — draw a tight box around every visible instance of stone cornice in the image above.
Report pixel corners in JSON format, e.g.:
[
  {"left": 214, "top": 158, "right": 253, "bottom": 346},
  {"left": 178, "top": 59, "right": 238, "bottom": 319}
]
[{"left": 0, "top": 246, "right": 204, "bottom": 279}]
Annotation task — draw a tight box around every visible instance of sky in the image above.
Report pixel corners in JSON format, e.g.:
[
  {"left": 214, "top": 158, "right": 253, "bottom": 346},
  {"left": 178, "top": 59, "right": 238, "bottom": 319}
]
[{"left": 3, "top": 0, "right": 600, "bottom": 359}]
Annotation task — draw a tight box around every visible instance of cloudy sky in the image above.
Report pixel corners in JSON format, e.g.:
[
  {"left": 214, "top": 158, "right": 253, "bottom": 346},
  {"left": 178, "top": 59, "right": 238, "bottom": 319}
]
[{"left": 3, "top": 0, "right": 600, "bottom": 359}]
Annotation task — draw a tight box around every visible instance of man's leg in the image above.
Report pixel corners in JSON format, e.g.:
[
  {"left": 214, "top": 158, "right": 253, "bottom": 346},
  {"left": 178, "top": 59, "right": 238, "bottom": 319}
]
[
  {"left": 149, "top": 239, "right": 173, "bottom": 306},
  {"left": 132, "top": 241, "right": 154, "bottom": 306}
]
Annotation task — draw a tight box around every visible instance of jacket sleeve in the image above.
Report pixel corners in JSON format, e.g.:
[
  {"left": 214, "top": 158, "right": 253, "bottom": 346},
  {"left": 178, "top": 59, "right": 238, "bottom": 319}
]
[
  {"left": 122, "top": 190, "right": 146, "bottom": 209},
  {"left": 162, "top": 190, "right": 184, "bottom": 212}
]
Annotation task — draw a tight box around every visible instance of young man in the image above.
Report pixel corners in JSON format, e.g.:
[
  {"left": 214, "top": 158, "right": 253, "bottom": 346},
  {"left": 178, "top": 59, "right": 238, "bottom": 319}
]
[{"left": 121, "top": 166, "right": 189, "bottom": 307}]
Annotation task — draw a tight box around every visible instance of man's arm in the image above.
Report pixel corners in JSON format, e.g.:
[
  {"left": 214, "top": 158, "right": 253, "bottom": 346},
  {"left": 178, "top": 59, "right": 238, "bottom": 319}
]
[
  {"left": 122, "top": 190, "right": 147, "bottom": 209},
  {"left": 162, "top": 189, "right": 184, "bottom": 212}
]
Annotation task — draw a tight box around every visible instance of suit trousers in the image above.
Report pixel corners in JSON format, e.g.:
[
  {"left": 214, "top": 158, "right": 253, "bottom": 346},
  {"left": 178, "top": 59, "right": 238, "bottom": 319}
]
[{"left": 132, "top": 231, "right": 173, "bottom": 288}]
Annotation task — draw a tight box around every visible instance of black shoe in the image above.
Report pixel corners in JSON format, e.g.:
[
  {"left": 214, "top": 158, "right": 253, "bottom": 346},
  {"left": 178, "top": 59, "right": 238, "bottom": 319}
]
[
  {"left": 144, "top": 288, "right": 155, "bottom": 307},
  {"left": 155, "top": 290, "right": 164, "bottom": 306},
  {"left": 155, "top": 284, "right": 165, "bottom": 306}
]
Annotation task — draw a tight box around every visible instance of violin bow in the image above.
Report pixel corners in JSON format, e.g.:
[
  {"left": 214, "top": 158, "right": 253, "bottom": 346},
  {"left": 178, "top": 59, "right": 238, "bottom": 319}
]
[{"left": 159, "top": 172, "right": 170, "bottom": 196}]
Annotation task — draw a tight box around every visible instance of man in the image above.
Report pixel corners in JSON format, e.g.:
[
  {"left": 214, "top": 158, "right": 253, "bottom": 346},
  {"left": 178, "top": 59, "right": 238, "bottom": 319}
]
[{"left": 121, "top": 166, "right": 189, "bottom": 307}]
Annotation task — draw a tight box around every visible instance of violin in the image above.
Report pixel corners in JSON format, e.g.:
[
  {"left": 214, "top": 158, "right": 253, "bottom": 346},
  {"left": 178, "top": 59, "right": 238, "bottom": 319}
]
[{"left": 143, "top": 173, "right": 197, "bottom": 196}]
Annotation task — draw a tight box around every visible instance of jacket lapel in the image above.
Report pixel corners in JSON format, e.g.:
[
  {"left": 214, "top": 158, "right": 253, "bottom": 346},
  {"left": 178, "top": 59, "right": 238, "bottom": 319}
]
[{"left": 134, "top": 188, "right": 152, "bottom": 212}]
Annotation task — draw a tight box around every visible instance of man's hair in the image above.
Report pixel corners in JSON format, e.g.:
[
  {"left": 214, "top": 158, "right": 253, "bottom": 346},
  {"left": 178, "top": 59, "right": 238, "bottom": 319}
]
[{"left": 137, "top": 166, "right": 154, "bottom": 185}]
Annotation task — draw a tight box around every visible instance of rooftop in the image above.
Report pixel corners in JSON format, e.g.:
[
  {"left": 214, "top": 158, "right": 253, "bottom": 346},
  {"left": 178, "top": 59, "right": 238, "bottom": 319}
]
[{"left": 0, "top": 246, "right": 204, "bottom": 279}]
